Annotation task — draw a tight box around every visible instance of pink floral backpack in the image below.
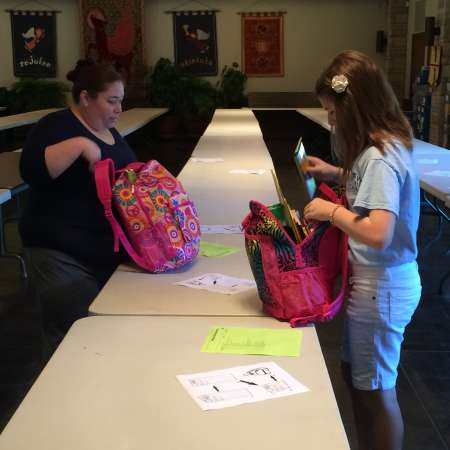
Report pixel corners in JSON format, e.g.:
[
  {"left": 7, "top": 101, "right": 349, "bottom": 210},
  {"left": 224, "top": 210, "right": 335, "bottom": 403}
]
[
  {"left": 242, "top": 183, "right": 348, "bottom": 327},
  {"left": 95, "top": 159, "right": 201, "bottom": 273}
]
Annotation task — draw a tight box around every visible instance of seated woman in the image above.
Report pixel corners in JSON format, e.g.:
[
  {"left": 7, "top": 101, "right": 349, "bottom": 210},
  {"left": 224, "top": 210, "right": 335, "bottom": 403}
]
[{"left": 20, "top": 59, "right": 136, "bottom": 354}]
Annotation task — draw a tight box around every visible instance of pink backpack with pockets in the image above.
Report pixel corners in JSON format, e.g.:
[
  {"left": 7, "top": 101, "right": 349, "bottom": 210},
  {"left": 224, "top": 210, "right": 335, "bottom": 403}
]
[
  {"left": 95, "top": 158, "right": 201, "bottom": 273},
  {"left": 242, "top": 183, "right": 348, "bottom": 327}
]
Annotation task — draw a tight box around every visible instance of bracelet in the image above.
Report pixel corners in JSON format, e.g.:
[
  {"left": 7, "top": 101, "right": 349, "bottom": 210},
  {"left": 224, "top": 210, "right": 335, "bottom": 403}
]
[{"left": 329, "top": 204, "right": 342, "bottom": 224}]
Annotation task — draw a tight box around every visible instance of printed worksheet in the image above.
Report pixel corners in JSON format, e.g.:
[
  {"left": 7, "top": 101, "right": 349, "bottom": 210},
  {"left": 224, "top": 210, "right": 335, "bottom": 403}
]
[
  {"left": 174, "top": 273, "right": 256, "bottom": 295},
  {"left": 200, "top": 224, "right": 242, "bottom": 234},
  {"left": 229, "top": 169, "right": 266, "bottom": 175},
  {"left": 177, "top": 361, "right": 309, "bottom": 410}
]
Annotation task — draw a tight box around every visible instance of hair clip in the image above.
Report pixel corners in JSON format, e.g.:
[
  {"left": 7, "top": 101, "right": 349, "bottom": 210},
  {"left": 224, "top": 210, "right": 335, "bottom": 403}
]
[{"left": 331, "top": 74, "right": 348, "bottom": 94}]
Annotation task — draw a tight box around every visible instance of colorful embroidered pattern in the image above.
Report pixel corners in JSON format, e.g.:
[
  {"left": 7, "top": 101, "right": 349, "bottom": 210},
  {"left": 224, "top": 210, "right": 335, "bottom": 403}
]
[
  {"left": 112, "top": 160, "right": 201, "bottom": 272},
  {"left": 242, "top": 194, "right": 348, "bottom": 326}
]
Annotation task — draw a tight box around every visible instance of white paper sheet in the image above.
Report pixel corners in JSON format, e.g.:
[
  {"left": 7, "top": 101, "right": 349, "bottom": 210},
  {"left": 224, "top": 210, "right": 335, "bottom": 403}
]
[
  {"left": 418, "top": 158, "right": 439, "bottom": 164},
  {"left": 200, "top": 224, "right": 243, "bottom": 234},
  {"left": 174, "top": 273, "right": 256, "bottom": 295},
  {"left": 190, "top": 157, "right": 225, "bottom": 163},
  {"left": 177, "top": 361, "right": 309, "bottom": 410},
  {"left": 229, "top": 169, "right": 266, "bottom": 175},
  {"left": 424, "top": 170, "right": 450, "bottom": 177}
]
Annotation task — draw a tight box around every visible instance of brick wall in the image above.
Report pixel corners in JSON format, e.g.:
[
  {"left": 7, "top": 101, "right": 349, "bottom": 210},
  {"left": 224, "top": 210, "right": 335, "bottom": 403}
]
[{"left": 386, "top": 0, "right": 409, "bottom": 102}]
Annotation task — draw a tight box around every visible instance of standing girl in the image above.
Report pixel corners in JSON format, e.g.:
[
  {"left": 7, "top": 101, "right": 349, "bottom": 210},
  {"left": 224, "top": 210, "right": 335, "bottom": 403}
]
[{"left": 304, "top": 50, "right": 421, "bottom": 450}]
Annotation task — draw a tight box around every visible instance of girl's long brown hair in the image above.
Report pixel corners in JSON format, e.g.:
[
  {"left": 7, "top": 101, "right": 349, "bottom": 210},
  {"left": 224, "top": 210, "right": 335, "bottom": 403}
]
[{"left": 315, "top": 50, "right": 412, "bottom": 177}]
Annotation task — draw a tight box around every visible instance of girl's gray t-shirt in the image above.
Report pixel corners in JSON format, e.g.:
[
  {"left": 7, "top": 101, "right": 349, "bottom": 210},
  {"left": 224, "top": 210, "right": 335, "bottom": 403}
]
[{"left": 345, "top": 142, "right": 420, "bottom": 267}]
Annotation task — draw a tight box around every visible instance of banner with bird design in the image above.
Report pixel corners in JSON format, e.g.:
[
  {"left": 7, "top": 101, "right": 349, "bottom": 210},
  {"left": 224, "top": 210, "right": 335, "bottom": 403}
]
[
  {"left": 241, "top": 12, "right": 284, "bottom": 77},
  {"left": 79, "top": 0, "right": 144, "bottom": 101},
  {"left": 10, "top": 10, "right": 57, "bottom": 77},
  {"left": 173, "top": 11, "right": 218, "bottom": 76}
]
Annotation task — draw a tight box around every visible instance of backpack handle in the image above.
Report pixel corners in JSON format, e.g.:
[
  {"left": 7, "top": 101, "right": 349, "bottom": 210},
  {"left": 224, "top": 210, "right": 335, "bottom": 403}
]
[{"left": 94, "top": 158, "right": 149, "bottom": 268}]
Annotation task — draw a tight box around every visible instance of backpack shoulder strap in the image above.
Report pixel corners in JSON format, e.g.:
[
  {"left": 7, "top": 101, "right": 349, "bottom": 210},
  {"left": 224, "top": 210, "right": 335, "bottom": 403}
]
[{"left": 94, "top": 159, "right": 148, "bottom": 268}]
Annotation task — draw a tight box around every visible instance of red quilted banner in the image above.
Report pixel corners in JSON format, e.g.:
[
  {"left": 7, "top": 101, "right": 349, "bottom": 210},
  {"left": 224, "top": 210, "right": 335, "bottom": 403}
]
[
  {"left": 79, "top": 0, "right": 144, "bottom": 100},
  {"left": 241, "top": 13, "right": 284, "bottom": 77}
]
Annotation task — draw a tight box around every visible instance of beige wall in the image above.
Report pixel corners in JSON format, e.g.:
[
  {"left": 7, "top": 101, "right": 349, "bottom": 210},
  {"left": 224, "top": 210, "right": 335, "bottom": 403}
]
[
  {"left": 0, "top": 0, "right": 388, "bottom": 92},
  {"left": 146, "top": 0, "right": 388, "bottom": 92}
]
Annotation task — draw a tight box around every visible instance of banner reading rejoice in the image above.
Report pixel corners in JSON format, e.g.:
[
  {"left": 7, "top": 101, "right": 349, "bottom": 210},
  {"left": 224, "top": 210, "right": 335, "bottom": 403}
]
[
  {"left": 10, "top": 10, "right": 57, "bottom": 77},
  {"left": 241, "top": 13, "right": 284, "bottom": 77}
]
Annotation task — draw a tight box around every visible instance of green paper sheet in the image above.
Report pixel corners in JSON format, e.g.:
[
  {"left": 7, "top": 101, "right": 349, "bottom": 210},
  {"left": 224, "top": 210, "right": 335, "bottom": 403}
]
[
  {"left": 199, "top": 240, "right": 241, "bottom": 257},
  {"left": 201, "top": 326, "right": 302, "bottom": 357}
]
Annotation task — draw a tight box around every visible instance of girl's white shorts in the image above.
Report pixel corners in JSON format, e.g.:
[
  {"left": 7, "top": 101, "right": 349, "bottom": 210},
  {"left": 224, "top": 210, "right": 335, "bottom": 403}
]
[{"left": 342, "top": 261, "right": 421, "bottom": 391}]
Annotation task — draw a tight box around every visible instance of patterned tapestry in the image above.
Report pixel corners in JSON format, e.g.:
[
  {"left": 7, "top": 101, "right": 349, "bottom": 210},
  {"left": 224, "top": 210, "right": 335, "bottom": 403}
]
[
  {"left": 10, "top": 10, "right": 57, "bottom": 77},
  {"left": 173, "top": 11, "right": 218, "bottom": 76},
  {"left": 79, "top": 0, "right": 144, "bottom": 91},
  {"left": 241, "top": 13, "right": 284, "bottom": 77}
]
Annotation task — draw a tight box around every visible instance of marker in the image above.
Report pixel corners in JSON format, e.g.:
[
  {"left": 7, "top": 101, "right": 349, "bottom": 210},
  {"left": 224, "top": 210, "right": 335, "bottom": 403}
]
[{"left": 239, "top": 380, "right": 257, "bottom": 386}]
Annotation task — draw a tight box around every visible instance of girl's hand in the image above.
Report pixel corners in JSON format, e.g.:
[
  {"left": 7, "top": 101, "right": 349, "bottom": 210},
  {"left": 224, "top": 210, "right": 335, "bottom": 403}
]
[
  {"left": 306, "top": 156, "right": 341, "bottom": 183},
  {"left": 303, "top": 198, "right": 336, "bottom": 222}
]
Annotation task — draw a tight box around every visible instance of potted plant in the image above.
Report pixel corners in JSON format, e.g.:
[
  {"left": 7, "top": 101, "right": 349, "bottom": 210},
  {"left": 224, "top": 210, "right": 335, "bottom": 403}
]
[
  {"left": 145, "top": 58, "right": 184, "bottom": 139},
  {"left": 180, "top": 75, "right": 217, "bottom": 138},
  {"left": 0, "top": 87, "right": 8, "bottom": 115},
  {"left": 7, "top": 78, "right": 68, "bottom": 114},
  {"left": 216, "top": 62, "right": 248, "bottom": 108}
]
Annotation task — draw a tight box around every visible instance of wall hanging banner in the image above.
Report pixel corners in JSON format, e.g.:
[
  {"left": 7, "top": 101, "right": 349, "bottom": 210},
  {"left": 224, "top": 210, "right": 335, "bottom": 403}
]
[
  {"left": 173, "top": 11, "right": 218, "bottom": 76},
  {"left": 79, "top": 0, "right": 144, "bottom": 89},
  {"left": 10, "top": 10, "right": 57, "bottom": 77},
  {"left": 241, "top": 12, "right": 284, "bottom": 77}
]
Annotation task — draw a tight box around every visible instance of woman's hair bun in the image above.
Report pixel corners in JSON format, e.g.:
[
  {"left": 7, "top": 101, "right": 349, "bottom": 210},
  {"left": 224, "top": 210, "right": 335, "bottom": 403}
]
[{"left": 66, "top": 58, "right": 95, "bottom": 83}]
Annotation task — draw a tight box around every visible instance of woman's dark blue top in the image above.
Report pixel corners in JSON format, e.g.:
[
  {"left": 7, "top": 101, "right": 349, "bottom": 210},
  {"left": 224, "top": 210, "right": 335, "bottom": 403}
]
[{"left": 20, "top": 109, "right": 136, "bottom": 269}]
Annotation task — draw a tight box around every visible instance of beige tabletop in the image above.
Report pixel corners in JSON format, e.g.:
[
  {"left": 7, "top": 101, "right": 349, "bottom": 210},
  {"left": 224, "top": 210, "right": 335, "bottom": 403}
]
[
  {"left": 0, "top": 108, "right": 60, "bottom": 131},
  {"left": 0, "top": 316, "right": 349, "bottom": 450},
  {"left": 297, "top": 108, "right": 450, "bottom": 202},
  {"left": 179, "top": 134, "right": 278, "bottom": 225},
  {"left": 0, "top": 152, "right": 25, "bottom": 191},
  {"left": 115, "top": 107, "right": 168, "bottom": 136},
  {"left": 297, "top": 108, "right": 331, "bottom": 131},
  {"left": 90, "top": 109, "right": 279, "bottom": 315},
  {"left": 89, "top": 234, "right": 263, "bottom": 316},
  {"left": 412, "top": 139, "right": 450, "bottom": 201},
  {"left": 204, "top": 109, "right": 263, "bottom": 137},
  {"left": 0, "top": 188, "right": 11, "bottom": 205}
]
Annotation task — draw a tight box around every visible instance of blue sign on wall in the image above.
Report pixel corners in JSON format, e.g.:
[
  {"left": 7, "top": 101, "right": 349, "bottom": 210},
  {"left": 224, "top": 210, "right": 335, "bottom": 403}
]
[{"left": 10, "top": 10, "right": 57, "bottom": 78}]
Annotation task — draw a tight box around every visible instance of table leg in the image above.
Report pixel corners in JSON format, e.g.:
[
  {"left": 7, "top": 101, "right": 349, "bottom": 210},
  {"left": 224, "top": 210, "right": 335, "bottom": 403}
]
[{"left": 0, "top": 202, "right": 28, "bottom": 279}]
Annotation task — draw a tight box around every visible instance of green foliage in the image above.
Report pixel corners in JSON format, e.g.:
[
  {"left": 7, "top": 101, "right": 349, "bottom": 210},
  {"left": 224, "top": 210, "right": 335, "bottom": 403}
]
[
  {"left": 8, "top": 78, "right": 68, "bottom": 113},
  {"left": 0, "top": 87, "right": 8, "bottom": 106},
  {"left": 216, "top": 62, "right": 247, "bottom": 108},
  {"left": 145, "top": 58, "right": 184, "bottom": 113},
  {"left": 181, "top": 76, "right": 217, "bottom": 119},
  {"left": 146, "top": 58, "right": 247, "bottom": 119}
]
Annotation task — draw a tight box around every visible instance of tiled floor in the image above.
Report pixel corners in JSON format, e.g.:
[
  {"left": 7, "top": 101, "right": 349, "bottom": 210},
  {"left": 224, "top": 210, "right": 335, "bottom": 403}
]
[{"left": 0, "top": 111, "right": 449, "bottom": 449}]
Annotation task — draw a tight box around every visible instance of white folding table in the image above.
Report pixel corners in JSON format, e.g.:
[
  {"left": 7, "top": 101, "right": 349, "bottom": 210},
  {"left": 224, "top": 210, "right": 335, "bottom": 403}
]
[{"left": 0, "top": 316, "right": 350, "bottom": 450}]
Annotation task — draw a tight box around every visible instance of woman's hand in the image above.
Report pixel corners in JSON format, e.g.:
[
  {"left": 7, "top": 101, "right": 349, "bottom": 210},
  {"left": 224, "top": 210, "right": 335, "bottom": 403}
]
[
  {"left": 307, "top": 156, "right": 342, "bottom": 183},
  {"left": 45, "top": 137, "right": 101, "bottom": 179},
  {"left": 80, "top": 138, "right": 101, "bottom": 171},
  {"left": 303, "top": 198, "right": 336, "bottom": 222}
]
